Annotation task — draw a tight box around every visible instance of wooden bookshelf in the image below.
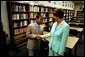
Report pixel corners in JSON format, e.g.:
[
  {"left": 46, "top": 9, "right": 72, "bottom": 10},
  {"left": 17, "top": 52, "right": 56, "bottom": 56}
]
[
  {"left": 7, "top": 1, "right": 29, "bottom": 48},
  {"left": 76, "top": 11, "right": 84, "bottom": 23},
  {"left": 63, "top": 9, "right": 75, "bottom": 23},
  {"left": 28, "top": 5, "right": 55, "bottom": 31}
]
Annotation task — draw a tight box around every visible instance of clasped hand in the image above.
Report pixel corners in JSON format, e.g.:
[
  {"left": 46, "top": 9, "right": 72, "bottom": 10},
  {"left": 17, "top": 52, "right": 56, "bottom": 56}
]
[{"left": 35, "top": 35, "right": 42, "bottom": 40}]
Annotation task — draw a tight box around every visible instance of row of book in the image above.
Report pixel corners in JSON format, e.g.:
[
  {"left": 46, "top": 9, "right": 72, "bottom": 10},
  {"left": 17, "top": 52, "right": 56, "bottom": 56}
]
[
  {"left": 29, "top": 5, "right": 48, "bottom": 12},
  {"left": 41, "top": 13, "right": 46, "bottom": 17},
  {"left": 14, "top": 21, "right": 28, "bottom": 28},
  {"left": 29, "top": 13, "right": 37, "bottom": 18},
  {"left": 49, "top": 18, "right": 53, "bottom": 21},
  {"left": 69, "top": 13, "right": 74, "bottom": 15},
  {"left": 49, "top": 9, "right": 54, "bottom": 13},
  {"left": 49, "top": 14, "right": 53, "bottom": 17},
  {"left": 14, "top": 28, "right": 27, "bottom": 35},
  {"left": 43, "top": 19, "right": 47, "bottom": 23},
  {"left": 30, "top": 19, "right": 47, "bottom": 24},
  {"left": 12, "top": 4, "right": 26, "bottom": 12},
  {"left": 30, "top": 18, "right": 53, "bottom": 24},
  {"left": 30, "top": 20, "right": 36, "bottom": 24},
  {"left": 29, "top": 6, "right": 39, "bottom": 12},
  {"left": 29, "top": 13, "right": 53, "bottom": 19},
  {"left": 65, "top": 13, "right": 74, "bottom": 16},
  {"left": 12, "top": 14, "right": 28, "bottom": 20}
]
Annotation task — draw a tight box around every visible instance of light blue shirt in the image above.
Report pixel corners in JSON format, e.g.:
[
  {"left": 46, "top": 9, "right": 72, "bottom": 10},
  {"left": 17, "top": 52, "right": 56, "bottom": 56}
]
[{"left": 35, "top": 22, "right": 40, "bottom": 34}]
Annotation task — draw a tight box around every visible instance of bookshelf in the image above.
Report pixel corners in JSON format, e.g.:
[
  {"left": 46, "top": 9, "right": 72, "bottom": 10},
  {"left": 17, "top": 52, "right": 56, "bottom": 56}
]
[
  {"left": 76, "top": 11, "right": 84, "bottom": 23},
  {"left": 28, "top": 5, "right": 55, "bottom": 31},
  {"left": 7, "top": 1, "right": 29, "bottom": 48},
  {"left": 63, "top": 9, "right": 75, "bottom": 23}
]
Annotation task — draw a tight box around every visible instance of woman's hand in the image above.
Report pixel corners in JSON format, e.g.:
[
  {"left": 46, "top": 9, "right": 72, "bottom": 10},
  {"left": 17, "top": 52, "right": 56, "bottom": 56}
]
[{"left": 35, "top": 35, "right": 42, "bottom": 40}]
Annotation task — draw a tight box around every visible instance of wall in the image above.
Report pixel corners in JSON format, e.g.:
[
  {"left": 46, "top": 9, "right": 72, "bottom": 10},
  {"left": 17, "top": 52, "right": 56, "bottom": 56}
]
[
  {"left": 74, "top": 1, "right": 84, "bottom": 17},
  {"left": 1, "top": 1, "right": 10, "bottom": 44},
  {"left": 14, "top": 1, "right": 74, "bottom": 10},
  {"left": 35, "top": 1, "right": 74, "bottom": 10}
]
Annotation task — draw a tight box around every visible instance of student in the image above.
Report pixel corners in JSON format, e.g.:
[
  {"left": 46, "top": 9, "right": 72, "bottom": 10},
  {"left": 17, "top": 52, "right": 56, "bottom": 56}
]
[
  {"left": 26, "top": 15, "right": 44, "bottom": 56},
  {"left": 37, "top": 9, "right": 69, "bottom": 56}
]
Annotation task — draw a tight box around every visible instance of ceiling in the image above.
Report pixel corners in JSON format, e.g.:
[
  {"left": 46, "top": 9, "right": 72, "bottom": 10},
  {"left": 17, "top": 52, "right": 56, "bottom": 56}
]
[{"left": 73, "top": 1, "right": 84, "bottom": 4}]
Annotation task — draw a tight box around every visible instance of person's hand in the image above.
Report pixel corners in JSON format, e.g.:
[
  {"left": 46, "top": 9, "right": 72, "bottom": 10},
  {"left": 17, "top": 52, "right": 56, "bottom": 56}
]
[
  {"left": 35, "top": 35, "right": 42, "bottom": 40},
  {"left": 42, "top": 39, "right": 48, "bottom": 42}
]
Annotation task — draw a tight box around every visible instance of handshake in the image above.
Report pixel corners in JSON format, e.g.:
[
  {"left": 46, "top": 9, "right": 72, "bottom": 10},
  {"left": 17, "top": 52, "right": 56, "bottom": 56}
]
[{"left": 35, "top": 35, "right": 42, "bottom": 40}]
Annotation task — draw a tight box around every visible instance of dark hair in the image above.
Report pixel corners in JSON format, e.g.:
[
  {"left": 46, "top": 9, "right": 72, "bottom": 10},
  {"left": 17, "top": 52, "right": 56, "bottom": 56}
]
[
  {"left": 53, "top": 9, "right": 64, "bottom": 19},
  {"left": 36, "top": 15, "right": 44, "bottom": 19},
  {"left": 36, "top": 15, "right": 40, "bottom": 19}
]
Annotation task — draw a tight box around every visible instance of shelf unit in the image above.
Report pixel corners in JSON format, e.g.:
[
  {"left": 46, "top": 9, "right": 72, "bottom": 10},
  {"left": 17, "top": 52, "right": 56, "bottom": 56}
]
[
  {"left": 76, "top": 11, "right": 84, "bottom": 23},
  {"left": 7, "top": 1, "right": 30, "bottom": 48},
  {"left": 28, "top": 5, "right": 55, "bottom": 31},
  {"left": 63, "top": 9, "right": 75, "bottom": 23}
]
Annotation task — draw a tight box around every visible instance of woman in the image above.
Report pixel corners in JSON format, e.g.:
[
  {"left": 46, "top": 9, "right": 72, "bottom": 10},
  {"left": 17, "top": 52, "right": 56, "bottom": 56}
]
[{"left": 37, "top": 9, "right": 69, "bottom": 56}]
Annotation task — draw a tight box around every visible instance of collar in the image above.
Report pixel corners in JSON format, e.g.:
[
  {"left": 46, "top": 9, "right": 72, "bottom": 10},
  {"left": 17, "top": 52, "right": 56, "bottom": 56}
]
[{"left": 55, "top": 20, "right": 65, "bottom": 31}]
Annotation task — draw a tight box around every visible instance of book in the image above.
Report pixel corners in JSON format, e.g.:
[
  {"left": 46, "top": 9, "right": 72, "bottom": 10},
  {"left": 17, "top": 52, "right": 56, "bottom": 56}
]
[
  {"left": 24, "top": 21, "right": 27, "bottom": 26},
  {"left": 14, "top": 29, "right": 19, "bottom": 35},
  {"left": 45, "top": 8, "right": 48, "bottom": 12},
  {"left": 49, "top": 14, "right": 53, "bottom": 17},
  {"left": 49, "top": 18, "right": 53, "bottom": 21},
  {"left": 15, "top": 5, "right": 18, "bottom": 11},
  {"left": 23, "top": 14, "right": 27, "bottom": 19},
  {"left": 22, "top": 5, "right": 26, "bottom": 12},
  {"left": 20, "top": 28, "right": 23, "bottom": 33},
  {"left": 20, "top": 22, "right": 23, "bottom": 27},
  {"left": 17, "top": 14, "right": 19, "bottom": 19},
  {"left": 12, "top": 14, "right": 17, "bottom": 20},
  {"left": 14, "top": 22, "right": 18, "bottom": 28},
  {"left": 33, "top": 13, "right": 37, "bottom": 18},
  {"left": 18, "top": 4, "right": 22, "bottom": 12}
]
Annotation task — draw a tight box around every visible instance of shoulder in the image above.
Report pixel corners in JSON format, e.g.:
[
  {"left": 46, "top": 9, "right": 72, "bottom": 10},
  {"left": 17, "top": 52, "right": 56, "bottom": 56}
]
[
  {"left": 64, "top": 21, "right": 69, "bottom": 27},
  {"left": 28, "top": 23, "right": 35, "bottom": 27},
  {"left": 61, "top": 22, "right": 69, "bottom": 30},
  {"left": 52, "top": 22, "right": 57, "bottom": 27}
]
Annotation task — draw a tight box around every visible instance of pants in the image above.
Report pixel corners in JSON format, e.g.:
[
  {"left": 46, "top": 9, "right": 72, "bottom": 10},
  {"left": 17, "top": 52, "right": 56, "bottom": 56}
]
[
  {"left": 49, "top": 48, "right": 60, "bottom": 56},
  {"left": 28, "top": 49, "right": 40, "bottom": 56},
  {"left": 39, "top": 40, "right": 48, "bottom": 56}
]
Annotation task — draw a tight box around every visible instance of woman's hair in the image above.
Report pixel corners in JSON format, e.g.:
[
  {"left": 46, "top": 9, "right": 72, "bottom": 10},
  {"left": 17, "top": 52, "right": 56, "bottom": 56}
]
[{"left": 53, "top": 9, "right": 64, "bottom": 19}]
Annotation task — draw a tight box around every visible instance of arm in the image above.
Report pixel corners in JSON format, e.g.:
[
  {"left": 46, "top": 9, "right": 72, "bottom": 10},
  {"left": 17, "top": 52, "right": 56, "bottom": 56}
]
[
  {"left": 26, "top": 24, "right": 36, "bottom": 38},
  {"left": 58, "top": 26, "right": 69, "bottom": 55},
  {"left": 41, "top": 32, "right": 51, "bottom": 39},
  {"left": 39, "top": 22, "right": 56, "bottom": 39}
]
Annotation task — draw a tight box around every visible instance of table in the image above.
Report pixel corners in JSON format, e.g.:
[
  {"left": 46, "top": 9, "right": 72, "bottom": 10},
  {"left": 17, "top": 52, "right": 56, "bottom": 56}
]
[
  {"left": 70, "top": 27, "right": 83, "bottom": 32},
  {"left": 68, "top": 22, "right": 84, "bottom": 25},
  {"left": 66, "top": 36, "right": 79, "bottom": 49},
  {"left": 70, "top": 27, "right": 83, "bottom": 43}
]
